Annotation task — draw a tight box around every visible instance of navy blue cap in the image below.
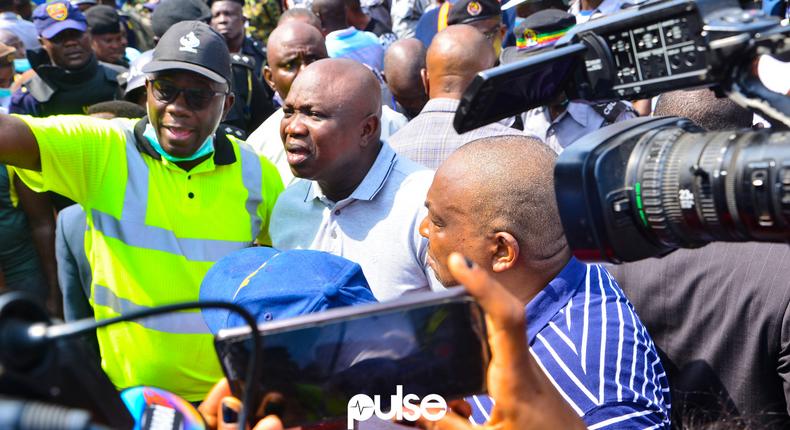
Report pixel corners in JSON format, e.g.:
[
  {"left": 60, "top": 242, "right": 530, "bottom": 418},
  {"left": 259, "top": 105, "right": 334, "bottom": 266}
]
[
  {"left": 200, "top": 247, "right": 378, "bottom": 333},
  {"left": 33, "top": 0, "right": 88, "bottom": 39}
]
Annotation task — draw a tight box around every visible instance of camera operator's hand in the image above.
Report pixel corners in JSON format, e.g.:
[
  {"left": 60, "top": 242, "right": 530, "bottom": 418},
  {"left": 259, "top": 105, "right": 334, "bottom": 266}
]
[
  {"left": 415, "top": 253, "right": 586, "bottom": 430},
  {"left": 199, "top": 378, "right": 285, "bottom": 430}
]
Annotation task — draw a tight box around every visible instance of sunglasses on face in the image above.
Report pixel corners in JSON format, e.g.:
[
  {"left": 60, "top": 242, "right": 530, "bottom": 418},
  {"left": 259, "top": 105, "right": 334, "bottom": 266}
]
[{"left": 149, "top": 79, "right": 228, "bottom": 110}]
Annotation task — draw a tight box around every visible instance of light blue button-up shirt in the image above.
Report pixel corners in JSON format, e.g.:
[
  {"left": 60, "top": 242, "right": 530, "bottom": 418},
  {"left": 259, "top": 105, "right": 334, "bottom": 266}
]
[
  {"left": 522, "top": 101, "right": 636, "bottom": 151},
  {"left": 269, "top": 142, "right": 442, "bottom": 301}
]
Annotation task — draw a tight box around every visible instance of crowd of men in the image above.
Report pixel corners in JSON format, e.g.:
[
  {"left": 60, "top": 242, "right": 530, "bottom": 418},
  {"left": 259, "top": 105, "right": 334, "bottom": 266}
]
[{"left": 0, "top": 0, "right": 788, "bottom": 428}]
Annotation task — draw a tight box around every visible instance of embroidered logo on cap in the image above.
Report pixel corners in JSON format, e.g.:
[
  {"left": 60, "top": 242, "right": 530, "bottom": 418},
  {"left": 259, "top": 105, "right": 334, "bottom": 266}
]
[
  {"left": 179, "top": 31, "right": 200, "bottom": 53},
  {"left": 466, "top": 1, "right": 482, "bottom": 16},
  {"left": 522, "top": 28, "right": 537, "bottom": 46},
  {"left": 46, "top": 3, "right": 68, "bottom": 21}
]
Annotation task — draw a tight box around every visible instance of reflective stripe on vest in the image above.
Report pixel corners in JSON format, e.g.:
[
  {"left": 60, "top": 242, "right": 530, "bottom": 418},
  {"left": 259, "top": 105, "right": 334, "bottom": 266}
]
[
  {"left": 90, "top": 130, "right": 264, "bottom": 263},
  {"left": 238, "top": 140, "right": 263, "bottom": 241},
  {"left": 93, "top": 284, "right": 210, "bottom": 334}
]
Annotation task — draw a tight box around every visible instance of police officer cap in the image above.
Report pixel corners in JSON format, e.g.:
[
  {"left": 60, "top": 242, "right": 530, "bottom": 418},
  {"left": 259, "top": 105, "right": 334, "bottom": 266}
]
[
  {"left": 143, "top": 21, "right": 232, "bottom": 86},
  {"left": 85, "top": 5, "right": 122, "bottom": 35},
  {"left": 500, "top": 8, "right": 575, "bottom": 61},
  {"left": 516, "top": 8, "right": 575, "bottom": 38},
  {"left": 151, "top": 0, "right": 212, "bottom": 39},
  {"left": 33, "top": 0, "right": 88, "bottom": 39},
  {"left": 447, "top": 0, "right": 501, "bottom": 26}
]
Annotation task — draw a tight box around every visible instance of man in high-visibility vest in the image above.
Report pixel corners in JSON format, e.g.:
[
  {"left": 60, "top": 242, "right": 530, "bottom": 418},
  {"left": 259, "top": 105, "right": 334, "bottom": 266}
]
[{"left": 0, "top": 20, "right": 283, "bottom": 401}]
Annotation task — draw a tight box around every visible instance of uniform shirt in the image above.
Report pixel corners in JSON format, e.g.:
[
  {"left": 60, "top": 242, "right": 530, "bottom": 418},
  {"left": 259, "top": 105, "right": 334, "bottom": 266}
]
[
  {"left": 387, "top": 98, "right": 527, "bottom": 170},
  {"left": 241, "top": 36, "right": 267, "bottom": 79},
  {"left": 269, "top": 142, "right": 441, "bottom": 301},
  {"left": 248, "top": 106, "right": 407, "bottom": 186},
  {"left": 0, "top": 12, "right": 40, "bottom": 50},
  {"left": 325, "top": 26, "right": 385, "bottom": 74},
  {"left": 522, "top": 101, "right": 635, "bottom": 152},
  {"left": 469, "top": 258, "right": 671, "bottom": 429},
  {"left": 14, "top": 115, "right": 284, "bottom": 400}
]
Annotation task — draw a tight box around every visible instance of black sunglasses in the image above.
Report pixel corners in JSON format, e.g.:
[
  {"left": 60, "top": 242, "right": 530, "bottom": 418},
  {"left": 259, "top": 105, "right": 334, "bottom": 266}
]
[{"left": 149, "top": 79, "right": 228, "bottom": 110}]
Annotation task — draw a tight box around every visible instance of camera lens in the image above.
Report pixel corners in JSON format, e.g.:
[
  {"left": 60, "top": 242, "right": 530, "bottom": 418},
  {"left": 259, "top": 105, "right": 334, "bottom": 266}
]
[{"left": 628, "top": 126, "right": 790, "bottom": 248}]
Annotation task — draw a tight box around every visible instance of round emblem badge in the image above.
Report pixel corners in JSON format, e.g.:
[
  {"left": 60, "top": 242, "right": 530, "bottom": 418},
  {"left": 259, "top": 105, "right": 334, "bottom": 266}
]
[
  {"left": 466, "top": 1, "right": 482, "bottom": 16},
  {"left": 46, "top": 3, "right": 68, "bottom": 21},
  {"left": 523, "top": 28, "right": 538, "bottom": 47}
]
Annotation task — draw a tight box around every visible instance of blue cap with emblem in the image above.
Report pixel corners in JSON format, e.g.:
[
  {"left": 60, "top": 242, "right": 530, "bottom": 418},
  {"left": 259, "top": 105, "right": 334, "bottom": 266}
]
[
  {"left": 199, "top": 247, "right": 379, "bottom": 334},
  {"left": 33, "top": 0, "right": 88, "bottom": 39}
]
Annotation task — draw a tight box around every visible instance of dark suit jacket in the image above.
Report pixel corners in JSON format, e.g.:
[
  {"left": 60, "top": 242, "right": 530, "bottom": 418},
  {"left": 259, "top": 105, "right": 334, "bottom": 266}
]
[{"left": 608, "top": 243, "right": 790, "bottom": 429}]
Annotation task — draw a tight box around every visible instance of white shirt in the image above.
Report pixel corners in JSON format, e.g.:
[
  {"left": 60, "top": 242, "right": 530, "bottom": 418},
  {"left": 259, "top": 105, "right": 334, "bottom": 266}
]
[
  {"left": 247, "top": 107, "right": 408, "bottom": 186},
  {"left": 269, "top": 142, "right": 442, "bottom": 301}
]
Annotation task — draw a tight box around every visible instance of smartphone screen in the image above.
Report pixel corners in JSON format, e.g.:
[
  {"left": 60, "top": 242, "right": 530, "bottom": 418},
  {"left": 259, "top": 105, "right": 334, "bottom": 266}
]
[{"left": 214, "top": 289, "right": 489, "bottom": 428}]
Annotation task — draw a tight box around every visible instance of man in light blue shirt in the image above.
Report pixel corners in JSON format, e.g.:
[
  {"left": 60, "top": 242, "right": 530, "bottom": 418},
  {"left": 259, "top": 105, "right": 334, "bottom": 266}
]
[
  {"left": 420, "top": 135, "right": 671, "bottom": 428},
  {"left": 270, "top": 58, "right": 440, "bottom": 301}
]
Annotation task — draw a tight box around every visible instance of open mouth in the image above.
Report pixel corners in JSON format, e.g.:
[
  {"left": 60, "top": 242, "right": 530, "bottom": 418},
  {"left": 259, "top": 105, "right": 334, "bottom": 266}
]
[
  {"left": 285, "top": 141, "right": 311, "bottom": 166},
  {"left": 164, "top": 126, "right": 195, "bottom": 141}
]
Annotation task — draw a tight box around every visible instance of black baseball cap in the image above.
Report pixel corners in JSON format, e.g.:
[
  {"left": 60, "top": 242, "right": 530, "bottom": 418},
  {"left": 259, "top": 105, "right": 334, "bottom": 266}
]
[
  {"left": 151, "top": 0, "right": 211, "bottom": 38},
  {"left": 85, "top": 5, "right": 122, "bottom": 35},
  {"left": 447, "top": 0, "right": 501, "bottom": 25},
  {"left": 143, "top": 20, "right": 232, "bottom": 85}
]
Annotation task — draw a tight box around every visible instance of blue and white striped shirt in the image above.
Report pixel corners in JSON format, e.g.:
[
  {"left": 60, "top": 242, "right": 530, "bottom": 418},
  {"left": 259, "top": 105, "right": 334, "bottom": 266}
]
[{"left": 469, "top": 258, "right": 671, "bottom": 429}]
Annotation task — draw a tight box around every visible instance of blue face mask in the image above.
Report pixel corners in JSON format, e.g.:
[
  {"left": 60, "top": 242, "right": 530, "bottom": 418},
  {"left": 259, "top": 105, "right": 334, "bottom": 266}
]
[
  {"left": 13, "top": 58, "right": 30, "bottom": 73},
  {"left": 0, "top": 87, "right": 11, "bottom": 98},
  {"left": 143, "top": 123, "right": 215, "bottom": 163}
]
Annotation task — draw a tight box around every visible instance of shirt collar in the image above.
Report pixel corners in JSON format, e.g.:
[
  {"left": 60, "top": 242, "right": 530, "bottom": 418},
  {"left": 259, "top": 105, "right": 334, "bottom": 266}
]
[
  {"left": 564, "top": 102, "right": 592, "bottom": 127},
  {"left": 0, "top": 12, "right": 19, "bottom": 19},
  {"left": 133, "top": 117, "right": 237, "bottom": 166},
  {"left": 304, "top": 142, "right": 396, "bottom": 204},
  {"left": 328, "top": 26, "right": 358, "bottom": 39},
  {"left": 419, "top": 98, "right": 460, "bottom": 114},
  {"left": 524, "top": 257, "right": 585, "bottom": 344}
]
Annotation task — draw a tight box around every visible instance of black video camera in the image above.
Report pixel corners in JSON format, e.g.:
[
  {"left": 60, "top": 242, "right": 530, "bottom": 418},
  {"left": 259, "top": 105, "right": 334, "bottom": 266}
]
[{"left": 454, "top": 0, "right": 790, "bottom": 263}]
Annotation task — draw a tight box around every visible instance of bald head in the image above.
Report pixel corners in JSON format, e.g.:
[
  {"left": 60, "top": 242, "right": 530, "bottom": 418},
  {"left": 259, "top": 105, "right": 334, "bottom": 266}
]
[
  {"left": 425, "top": 24, "right": 496, "bottom": 99},
  {"left": 311, "top": 0, "right": 347, "bottom": 34},
  {"left": 439, "top": 136, "right": 568, "bottom": 264},
  {"left": 384, "top": 38, "right": 428, "bottom": 118},
  {"left": 278, "top": 7, "right": 322, "bottom": 31},
  {"left": 294, "top": 58, "right": 381, "bottom": 122},
  {"left": 265, "top": 21, "right": 327, "bottom": 99}
]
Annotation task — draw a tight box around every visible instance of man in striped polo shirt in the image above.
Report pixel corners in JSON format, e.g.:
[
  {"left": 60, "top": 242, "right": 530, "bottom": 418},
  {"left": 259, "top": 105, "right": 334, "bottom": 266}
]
[{"left": 419, "top": 135, "right": 671, "bottom": 429}]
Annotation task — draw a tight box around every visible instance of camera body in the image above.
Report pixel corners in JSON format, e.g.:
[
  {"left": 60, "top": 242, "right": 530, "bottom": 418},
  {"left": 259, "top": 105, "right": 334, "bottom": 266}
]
[{"left": 454, "top": 0, "right": 790, "bottom": 262}]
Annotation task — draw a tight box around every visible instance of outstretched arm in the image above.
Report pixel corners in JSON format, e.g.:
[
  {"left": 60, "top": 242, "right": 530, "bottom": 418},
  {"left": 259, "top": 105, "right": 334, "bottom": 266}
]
[{"left": 0, "top": 114, "right": 41, "bottom": 171}]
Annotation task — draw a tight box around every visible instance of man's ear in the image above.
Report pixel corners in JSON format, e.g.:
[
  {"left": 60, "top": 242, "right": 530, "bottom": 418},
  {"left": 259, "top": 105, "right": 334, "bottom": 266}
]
[
  {"left": 491, "top": 232, "right": 520, "bottom": 273},
  {"left": 420, "top": 67, "right": 429, "bottom": 96},
  {"left": 359, "top": 112, "right": 380, "bottom": 147},
  {"left": 221, "top": 92, "right": 236, "bottom": 121},
  {"left": 262, "top": 65, "right": 277, "bottom": 93}
]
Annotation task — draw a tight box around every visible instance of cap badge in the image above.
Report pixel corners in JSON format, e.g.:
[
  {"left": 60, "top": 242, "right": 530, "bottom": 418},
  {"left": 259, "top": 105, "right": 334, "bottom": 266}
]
[
  {"left": 46, "top": 3, "right": 68, "bottom": 21},
  {"left": 523, "top": 28, "right": 538, "bottom": 46},
  {"left": 466, "top": 1, "right": 482, "bottom": 16},
  {"left": 179, "top": 31, "right": 200, "bottom": 54}
]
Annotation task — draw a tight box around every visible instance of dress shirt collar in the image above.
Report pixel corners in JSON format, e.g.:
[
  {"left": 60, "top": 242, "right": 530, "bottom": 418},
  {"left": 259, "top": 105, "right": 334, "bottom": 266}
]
[
  {"left": 524, "top": 257, "right": 585, "bottom": 344},
  {"left": 304, "top": 141, "right": 396, "bottom": 204},
  {"left": 0, "top": 12, "right": 20, "bottom": 20},
  {"left": 419, "top": 98, "right": 461, "bottom": 114}
]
